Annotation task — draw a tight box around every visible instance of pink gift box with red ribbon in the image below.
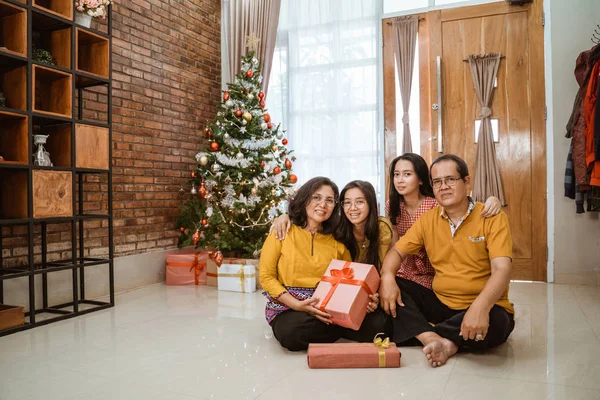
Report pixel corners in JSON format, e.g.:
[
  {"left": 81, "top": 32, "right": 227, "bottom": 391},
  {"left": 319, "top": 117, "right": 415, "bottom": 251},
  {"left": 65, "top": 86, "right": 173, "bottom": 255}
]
[
  {"left": 165, "top": 250, "right": 210, "bottom": 286},
  {"left": 312, "top": 259, "right": 380, "bottom": 330}
]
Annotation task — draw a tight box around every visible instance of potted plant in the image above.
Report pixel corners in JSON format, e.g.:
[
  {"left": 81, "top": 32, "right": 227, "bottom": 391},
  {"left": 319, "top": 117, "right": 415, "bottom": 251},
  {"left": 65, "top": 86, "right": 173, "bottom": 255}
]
[{"left": 75, "top": 0, "right": 114, "bottom": 28}]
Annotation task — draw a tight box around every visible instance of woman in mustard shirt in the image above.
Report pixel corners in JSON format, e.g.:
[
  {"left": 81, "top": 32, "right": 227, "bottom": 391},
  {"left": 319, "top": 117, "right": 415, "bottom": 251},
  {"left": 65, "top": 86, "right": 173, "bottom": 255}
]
[{"left": 260, "top": 177, "right": 389, "bottom": 351}]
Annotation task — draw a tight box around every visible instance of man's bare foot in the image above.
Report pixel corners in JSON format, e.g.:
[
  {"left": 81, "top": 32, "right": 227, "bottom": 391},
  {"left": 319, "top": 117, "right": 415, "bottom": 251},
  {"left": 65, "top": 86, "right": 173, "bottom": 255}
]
[{"left": 422, "top": 338, "right": 458, "bottom": 367}]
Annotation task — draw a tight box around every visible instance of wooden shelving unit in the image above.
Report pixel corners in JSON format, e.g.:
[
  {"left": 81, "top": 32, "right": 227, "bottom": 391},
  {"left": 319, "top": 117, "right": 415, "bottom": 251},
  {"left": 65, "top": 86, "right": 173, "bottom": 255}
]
[{"left": 0, "top": 0, "right": 114, "bottom": 337}]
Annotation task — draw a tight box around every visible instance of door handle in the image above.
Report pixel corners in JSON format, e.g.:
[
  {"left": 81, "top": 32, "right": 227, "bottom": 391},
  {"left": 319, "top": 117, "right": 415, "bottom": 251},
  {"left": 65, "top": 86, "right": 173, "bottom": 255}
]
[{"left": 436, "top": 56, "right": 443, "bottom": 153}]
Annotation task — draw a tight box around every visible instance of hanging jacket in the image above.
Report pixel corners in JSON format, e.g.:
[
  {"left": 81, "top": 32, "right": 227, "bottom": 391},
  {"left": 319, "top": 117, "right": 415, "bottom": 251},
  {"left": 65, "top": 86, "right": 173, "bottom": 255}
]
[
  {"left": 566, "top": 44, "right": 600, "bottom": 138},
  {"left": 583, "top": 61, "right": 600, "bottom": 186}
]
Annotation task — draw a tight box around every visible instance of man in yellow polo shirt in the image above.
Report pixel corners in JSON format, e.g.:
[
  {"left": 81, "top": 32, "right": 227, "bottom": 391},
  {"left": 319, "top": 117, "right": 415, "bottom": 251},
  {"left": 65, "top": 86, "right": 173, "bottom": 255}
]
[{"left": 379, "top": 154, "right": 515, "bottom": 368}]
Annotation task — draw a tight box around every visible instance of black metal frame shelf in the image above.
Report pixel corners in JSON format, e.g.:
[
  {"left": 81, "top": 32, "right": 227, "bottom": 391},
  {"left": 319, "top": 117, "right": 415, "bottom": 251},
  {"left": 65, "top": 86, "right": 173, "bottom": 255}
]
[{"left": 0, "top": 0, "right": 113, "bottom": 337}]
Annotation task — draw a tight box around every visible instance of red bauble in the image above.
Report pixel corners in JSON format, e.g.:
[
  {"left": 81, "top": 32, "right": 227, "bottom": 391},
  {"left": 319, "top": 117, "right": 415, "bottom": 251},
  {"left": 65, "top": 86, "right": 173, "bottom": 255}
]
[
  {"left": 223, "top": 91, "right": 230, "bottom": 101},
  {"left": 205, "top": 128, "right": 212, "bottom": 139},
  {"left": 282, "top": 139, "right": 288, "bottom": 145},
  {"left": 246, "top": 70, "right": 254, "bottom": 78},
  {"left": 289, "top": 174, "right": 298, "bottom": 184},
  {"left": 179, "top": 226, "right": 185, "bottom": 232},
  {"left": 235, "top": 110, "right": 243, "bottom": 117},
  {"left": 260, "top": 161, "right": 266, "bottom": 168},
  {"left": 192, "top": 230, "right": 200, "bottom": 245},
  {"left": 285, "top": 158, "right": 292, "bottom": 169},
  {"left": 209, "top": 142, "right": 220, "bottom": 152},
  {"left": 201, "top": 219, "right": 208, "bottom": 226},
  {"left": 259, "top": 100, "right": 265, "bottom": 109},
  {"left": 191, "top": 171, "right": 196, "bottom": 178},
  {"left": 258, "top": 91, "right": 265, "bottom": 99},
  {"left": 264, "top": 114, "right": 271, "bottom": 123},
  {"left": 267, "top": 123, "right": 273, "bottom": 129},
  {"left": 214, "top": 251, "right": 224, "bottom": 267},
  {"left": 199, "top": 183, "right": 207, "bottom": 198},
  {"left": 273, "top": 167, "right": 281, "bottom": 175}
]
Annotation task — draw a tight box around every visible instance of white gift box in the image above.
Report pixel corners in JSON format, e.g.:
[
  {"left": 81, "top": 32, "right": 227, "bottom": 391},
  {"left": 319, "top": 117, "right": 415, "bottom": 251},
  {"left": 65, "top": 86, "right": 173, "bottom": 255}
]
[{"left": 217, "top": 264, "right": 257, "bottom": 293}]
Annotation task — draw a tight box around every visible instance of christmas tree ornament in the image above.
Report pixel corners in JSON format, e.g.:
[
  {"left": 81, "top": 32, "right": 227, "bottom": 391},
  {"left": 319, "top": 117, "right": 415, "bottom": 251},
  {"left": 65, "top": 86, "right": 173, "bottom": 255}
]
[
  {"left": 258, "top": 91, "right": 265, "bottom": 99},
  {"left": 282, "top": 139, "right": 288, "bottom": 145},
  {"left": 192, "top": 230, "right": 200, "bottom": 245},
  {"left": 276, "top": 132, "right": 284, "bottom": 140},
  {"left": 251, "top": 187, "right": 258, "bottom": 194},
  {"left": 204, "top": 127, "right": 211, "bottom": 137},
  {"left": 261, "top": 122, "right": 267, "bottom": 130},
  {"left": 242, "top": 120, "right": 247, "bottom": 126},
  {"left": 223, "top": 91, "right": 230, "bottom": 101},
  {"left": 201, "top": 219, "right": 208, "bottom": 226},
  {"left": 267, "top": 123, "right": 273, "bottom": 129},
  {"left": 236, "top": 152, "right": 244, "bottom": 159},
  {"left": 191, "top": 171, "right": 197, "bottom": 178},
  {"left": 272, "top": 144, "right": 278, "bottom": 152},
  {"left": 235, "top": 110, "right": 243, "bottom": 117},
  {"left": 247, "top": 93, "right": 254, "bottom": 100},
  {"left": 271, "top": 189, "right": 277, "bottom": 195},
  {"left": 260, "top": 161, "right": 266, "bottom": 168},
  {"left": 264, "top": 114, "right": 271, "bottom": 123},
  {"left": 215, "top": 251, "right": 224, "bottom": 267},
  {"left": 285, "top": 158, "right": 292, "bottom": 169},
  {"left": 190, "top": 185, "right": 198, "bottom": 195},
  {"left": 273, "top": 166, "right": 281, "bottom": 175},
  {"left": 292, "top": 156, "right": 297, "bottom": 162},
  {"left": 225, "top": 175, "right": 232, "bottom": 183},
  {"left": 289, "top": 174, "right": 298, "bottom": 184},
  {"left": 199, "top": 155, "right": 208, "bottom": 166},
  {"left": 209, "top": 142, "right": 220, "bottom": 152},
  {"left": 178, "top": 187, "right": 186, "bottom": 197},
  {"left": 246, "top": 70, "right": 254, "bottom": 78},
  {"left": 199, "top": 183, "right": 207, "bottom": 197},
  {"left": 224, "top": 133, "right": 230, "bottom": 139},
  {"left": 243, "top": 112, "right": 252, "bottom": 121},
  {"left": 211, "top": 163, "right": 221, "bottom": 172},
  {"left": 225, "top": 100, "right": 233, "bottom": 108},
  {"left": 240, "top": 208, "right": 246, "bottom": 214},
  {"left": 179, "top": 226, "right": 185, "bottom": 232},
  {"left": 259, "top": 100, "right": 265, "bottom": 109}
]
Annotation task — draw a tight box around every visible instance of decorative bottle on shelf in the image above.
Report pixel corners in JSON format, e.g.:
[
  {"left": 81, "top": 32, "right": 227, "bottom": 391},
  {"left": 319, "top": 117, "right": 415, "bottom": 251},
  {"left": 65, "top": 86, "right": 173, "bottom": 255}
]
[{"left": 33, "top": 134, "right": 53, "bottom": 167}]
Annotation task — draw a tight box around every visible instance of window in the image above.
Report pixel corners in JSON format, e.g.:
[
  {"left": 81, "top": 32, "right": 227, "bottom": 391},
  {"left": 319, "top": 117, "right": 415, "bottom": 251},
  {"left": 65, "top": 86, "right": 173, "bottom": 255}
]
[{"left": 269, "top": 0, "right": 381, "bottom": 193}]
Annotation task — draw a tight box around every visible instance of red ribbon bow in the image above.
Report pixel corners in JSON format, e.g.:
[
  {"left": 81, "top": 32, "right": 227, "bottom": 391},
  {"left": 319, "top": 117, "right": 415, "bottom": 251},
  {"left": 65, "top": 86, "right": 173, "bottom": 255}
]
[
  {"left": 319, "top": 262, "right": 373, "bottom": 311},
  {"left": 188, "top": 253, "right": 206, "bottom": 285}
]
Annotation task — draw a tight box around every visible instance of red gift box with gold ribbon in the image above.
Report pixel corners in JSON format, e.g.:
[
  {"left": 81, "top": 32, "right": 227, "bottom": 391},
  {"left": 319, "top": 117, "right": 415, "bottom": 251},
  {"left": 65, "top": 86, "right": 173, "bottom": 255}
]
[
  {"left": 312, "top": 260, "right": 380, "bottom": 330},
  {"left": 165, "top": 250, "right": 209, "bottom": 286}
]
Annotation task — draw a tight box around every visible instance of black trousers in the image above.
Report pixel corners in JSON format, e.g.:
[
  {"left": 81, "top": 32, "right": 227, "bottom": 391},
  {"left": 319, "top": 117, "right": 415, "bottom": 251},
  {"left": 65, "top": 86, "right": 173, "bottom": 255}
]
[
  {"left": 271, "top": 308, "right": 392, "bottom": 351},
  {"left": 392, "top": 277, "right": 515, "bottom": 352}
]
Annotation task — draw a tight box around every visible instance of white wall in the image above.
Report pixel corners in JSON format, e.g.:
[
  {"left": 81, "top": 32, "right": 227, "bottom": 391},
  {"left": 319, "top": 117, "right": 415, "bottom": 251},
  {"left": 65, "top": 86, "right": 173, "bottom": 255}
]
[{"left": 546, "top": 0, "right": 600, "bottom": 285}]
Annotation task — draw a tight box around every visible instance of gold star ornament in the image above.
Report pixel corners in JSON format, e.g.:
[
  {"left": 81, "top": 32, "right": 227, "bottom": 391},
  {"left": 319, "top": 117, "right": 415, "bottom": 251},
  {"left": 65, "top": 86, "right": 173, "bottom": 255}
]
[{"left": 246, "top": 34, "right": 261, "bottom": 53}]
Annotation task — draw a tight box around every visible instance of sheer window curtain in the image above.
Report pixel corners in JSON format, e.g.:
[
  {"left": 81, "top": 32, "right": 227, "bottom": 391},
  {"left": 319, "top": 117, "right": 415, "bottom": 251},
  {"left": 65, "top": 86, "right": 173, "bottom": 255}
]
[{"left": 268, "top": 0, "right": 381, "bottom": 194}]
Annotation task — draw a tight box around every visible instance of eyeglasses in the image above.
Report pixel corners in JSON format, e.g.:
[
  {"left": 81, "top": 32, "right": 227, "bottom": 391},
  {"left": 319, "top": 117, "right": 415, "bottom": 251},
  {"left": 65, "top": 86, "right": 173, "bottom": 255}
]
[
  {"left": 310, "top": 195, "right": 336, "bottom": 207},
  {"left": 431, "top": 176, "right": 462, "bottom": 189},
  {"left": 342, "top": 199, "right": 367, "bottom": 209}
]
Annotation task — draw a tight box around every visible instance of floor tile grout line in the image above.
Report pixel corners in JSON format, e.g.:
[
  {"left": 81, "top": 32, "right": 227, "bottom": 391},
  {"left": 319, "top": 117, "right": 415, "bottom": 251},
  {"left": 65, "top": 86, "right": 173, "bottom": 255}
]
[{"left": 568, "top": 284, "right": 600, "bottom": 342}]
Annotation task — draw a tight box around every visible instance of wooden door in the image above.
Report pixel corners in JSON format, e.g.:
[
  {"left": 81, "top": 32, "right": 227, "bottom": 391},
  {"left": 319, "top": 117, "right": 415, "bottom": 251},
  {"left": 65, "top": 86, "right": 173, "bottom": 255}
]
[{"left": 382, "top": 1, "right": 547, "bottom": 281}]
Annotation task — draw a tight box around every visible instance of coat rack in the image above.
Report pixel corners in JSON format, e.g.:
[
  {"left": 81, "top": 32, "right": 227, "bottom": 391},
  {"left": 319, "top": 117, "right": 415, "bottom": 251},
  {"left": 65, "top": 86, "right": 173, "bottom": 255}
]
[{"left": 592, "top": 24, "right": 600, "bottom": 44}]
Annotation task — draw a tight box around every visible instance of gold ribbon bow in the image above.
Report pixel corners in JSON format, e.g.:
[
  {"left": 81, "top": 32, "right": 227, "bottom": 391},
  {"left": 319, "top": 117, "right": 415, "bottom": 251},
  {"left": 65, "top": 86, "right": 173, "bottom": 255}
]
[{"left": 373, "top": 333, "right": 390, "bottom": 368}]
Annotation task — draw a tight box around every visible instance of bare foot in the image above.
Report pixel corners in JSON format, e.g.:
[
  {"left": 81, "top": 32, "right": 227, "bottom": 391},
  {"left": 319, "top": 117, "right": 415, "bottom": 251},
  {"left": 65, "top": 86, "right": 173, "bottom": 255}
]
[{"left": 422, "top": 338, "right": 458, "bottom": 368}]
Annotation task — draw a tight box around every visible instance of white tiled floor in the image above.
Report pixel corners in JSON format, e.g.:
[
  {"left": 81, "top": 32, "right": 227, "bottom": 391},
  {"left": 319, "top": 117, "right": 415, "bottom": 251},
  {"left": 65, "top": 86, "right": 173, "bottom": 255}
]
[{"left": 1, "top": 282, "right": 600, "bottom": 400}]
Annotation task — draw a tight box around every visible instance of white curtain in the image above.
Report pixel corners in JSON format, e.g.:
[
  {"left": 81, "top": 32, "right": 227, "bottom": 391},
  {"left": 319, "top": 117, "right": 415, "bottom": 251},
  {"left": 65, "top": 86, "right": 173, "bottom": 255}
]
[{"left": 268, "top": 0, "right": 381, "bottom": 192}]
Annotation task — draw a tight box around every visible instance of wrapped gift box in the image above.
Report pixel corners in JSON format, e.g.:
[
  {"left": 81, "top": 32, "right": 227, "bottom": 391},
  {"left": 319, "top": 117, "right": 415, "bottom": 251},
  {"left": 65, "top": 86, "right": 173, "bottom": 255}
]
[
  {"left": 165, "top": 250, "right": 209, "bottom": 286},
  {"left": 312, "top": 259, "right": 380, "bottom": 330},
  {"left": 307, "top": 339, "right": 401, "bottom": 369},
  {"left": 218, "top": 263, "right": 257, "bottom": 293},
  {"left": 208, "top": 258, "right": 260, "bottom": 289}
]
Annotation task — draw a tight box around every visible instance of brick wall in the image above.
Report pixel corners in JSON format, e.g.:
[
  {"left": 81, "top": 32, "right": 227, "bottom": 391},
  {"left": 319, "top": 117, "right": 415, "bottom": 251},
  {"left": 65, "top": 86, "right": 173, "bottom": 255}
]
[{"left": 2, "top": 0, "right": 221, "bottom": 267}]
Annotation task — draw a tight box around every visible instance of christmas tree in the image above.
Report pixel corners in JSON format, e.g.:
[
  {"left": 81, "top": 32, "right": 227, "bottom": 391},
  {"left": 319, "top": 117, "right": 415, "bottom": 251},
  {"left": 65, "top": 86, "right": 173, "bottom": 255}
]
[{"left": 176, "top": 50, "right": 297, "bottom": 258}]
